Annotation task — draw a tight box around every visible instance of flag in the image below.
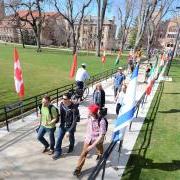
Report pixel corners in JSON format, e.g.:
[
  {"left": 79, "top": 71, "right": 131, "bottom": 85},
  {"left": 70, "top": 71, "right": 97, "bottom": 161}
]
[
  {"left": 114, "top": 48, "right": 122, "bottom": 66},
  {"left": 69, "top": 53, "right": 77, "bottom": 78},
  {"left": 114, "top": 54, "right": 120, "bottom": 66},
  {"left": 112, "top": 64, "right": 139, "bottom": 142},
  {"left": 146, "top": 58, "right": 158, "bottom": 96},
  {"left": 14, "top": 48, "right": 24, "bottom": 98},
  {"left": 146, "top": 78, "right": 155, "bottom": 95},
  {"left": 101, "top": 50, "right": 106, "bottom": 63}
]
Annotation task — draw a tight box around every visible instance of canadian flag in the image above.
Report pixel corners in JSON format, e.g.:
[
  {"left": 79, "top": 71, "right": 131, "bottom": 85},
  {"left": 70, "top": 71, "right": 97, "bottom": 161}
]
[{"left": 14, "top": 48, "right": 24, "bottom": 98}]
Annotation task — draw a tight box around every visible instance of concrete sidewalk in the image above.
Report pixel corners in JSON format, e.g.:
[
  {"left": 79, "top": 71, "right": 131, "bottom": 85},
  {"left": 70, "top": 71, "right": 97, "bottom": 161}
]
[{"left": 0, "top": 61, "right": 156, "bottom": 180}]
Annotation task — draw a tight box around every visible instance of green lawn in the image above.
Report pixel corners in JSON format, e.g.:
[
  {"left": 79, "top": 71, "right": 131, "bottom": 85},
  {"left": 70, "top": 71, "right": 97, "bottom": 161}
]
[
  {"left": 0, "top": 44, "right": 127, "bottom": 106},
  {"left": 122, "top": 59, "right": 180, "bottom": 180}
]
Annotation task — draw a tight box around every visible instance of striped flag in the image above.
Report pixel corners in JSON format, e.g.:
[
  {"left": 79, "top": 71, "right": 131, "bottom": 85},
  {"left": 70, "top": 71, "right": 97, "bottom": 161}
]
[
  {"left": 69, "top": 53, "right": 77, "bottom": 78},
  {"left": 14, "top": 48, "right": 24, "bottom": 98},
  {"left": 112, "top": 64, "right": 139, "bottom": 142}
]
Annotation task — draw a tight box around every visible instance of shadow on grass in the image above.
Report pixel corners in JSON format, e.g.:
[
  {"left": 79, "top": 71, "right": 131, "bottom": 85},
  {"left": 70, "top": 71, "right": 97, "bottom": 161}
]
[
  {"left": 159, "top": 109, "right": 180, "bottom": 114},
  {"left": 122, "top": 82, "right": 167, "bottom": 180}
]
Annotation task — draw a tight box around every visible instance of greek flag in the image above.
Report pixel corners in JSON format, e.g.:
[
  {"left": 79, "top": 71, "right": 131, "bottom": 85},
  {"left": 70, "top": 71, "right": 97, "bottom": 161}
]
[{"left": 112, "top": 64, "right": 139, "bottom": 142}]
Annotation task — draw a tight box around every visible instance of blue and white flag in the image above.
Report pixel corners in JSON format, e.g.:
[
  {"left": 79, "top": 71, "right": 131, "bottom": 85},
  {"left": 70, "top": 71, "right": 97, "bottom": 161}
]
[{"left": 112, "top": 64, "right": 139, "bottom": 142}]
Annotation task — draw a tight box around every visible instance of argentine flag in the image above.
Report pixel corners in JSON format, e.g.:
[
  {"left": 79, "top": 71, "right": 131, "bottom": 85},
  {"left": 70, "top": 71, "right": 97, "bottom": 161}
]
[{"left": 112, "top": 64, "right": 139, "bottom": 142}]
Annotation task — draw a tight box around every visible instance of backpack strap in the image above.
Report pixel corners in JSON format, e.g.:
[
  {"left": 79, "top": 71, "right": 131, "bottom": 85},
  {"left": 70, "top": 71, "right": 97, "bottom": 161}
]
[{"left": 48, "top": 104, "right": 53, "bottom": 120}]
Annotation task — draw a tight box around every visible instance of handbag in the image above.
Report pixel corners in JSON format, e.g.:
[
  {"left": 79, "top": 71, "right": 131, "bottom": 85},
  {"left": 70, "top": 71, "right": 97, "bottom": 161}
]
[{"left": 99, "top": 107, "right": 107, "bottom": 117}]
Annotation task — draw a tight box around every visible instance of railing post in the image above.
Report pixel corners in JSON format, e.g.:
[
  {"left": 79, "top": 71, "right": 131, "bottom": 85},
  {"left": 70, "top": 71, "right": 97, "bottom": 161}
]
[
  {"left": 4, "top": 107, "right": 9, "bottom": 132},
  {"left": 20, "top": 101, "right": 24, "bottom": 122},
  {"left": 56, "top": 89, "right": 59, "bottom": 106},
  {"left": 101, "top": 161, "right": 107, "bottom": 180},
  {"left": 35, "top": 96, "right": 38, "bottom": 117}
]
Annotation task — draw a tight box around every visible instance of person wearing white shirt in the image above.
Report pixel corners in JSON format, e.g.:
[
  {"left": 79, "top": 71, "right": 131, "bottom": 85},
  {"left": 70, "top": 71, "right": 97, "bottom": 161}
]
[
  {"left": 75, "top": 63, "right": 90, "bottom": 90},
  {"left": 115, "top": 84, "right": 127, "bottom": 115}
]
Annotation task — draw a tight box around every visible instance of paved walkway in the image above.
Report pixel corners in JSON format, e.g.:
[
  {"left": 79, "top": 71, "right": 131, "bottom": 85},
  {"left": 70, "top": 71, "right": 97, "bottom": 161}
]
[{"left": 0, "top": 60, "right": 159, "bottom": 180}]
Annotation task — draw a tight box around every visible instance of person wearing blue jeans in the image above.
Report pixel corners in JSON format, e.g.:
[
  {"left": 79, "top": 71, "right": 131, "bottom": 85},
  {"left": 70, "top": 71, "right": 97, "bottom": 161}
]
[
  {"left": 114, "top": 67, "right": 126, "bottom": 98},
  {"left": 37, "top": 95, "right": 58, "bottom": 154},
  {"left": 53, "top": 93, "right": 79, "bottom": 160}
]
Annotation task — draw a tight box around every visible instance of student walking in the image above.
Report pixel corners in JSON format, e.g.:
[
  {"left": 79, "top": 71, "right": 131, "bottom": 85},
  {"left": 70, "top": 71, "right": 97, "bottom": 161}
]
[
  {"left": 73, "top": 104, "right": 107, "bottom": 177},
  {"left": 93, "top": 83, "right": 105, "bottom": 109},
  {"left": 113, "top": 67, "right": 126, "bottom": 98},
  {"left": 53, "top": 93, "right": 80, "bottom": 160},
  {"left": 37, "top": 95, "right": 59, "bottom": 155},
  {"left": 115, "top": 84, "right": 127, "bottom": 115}
]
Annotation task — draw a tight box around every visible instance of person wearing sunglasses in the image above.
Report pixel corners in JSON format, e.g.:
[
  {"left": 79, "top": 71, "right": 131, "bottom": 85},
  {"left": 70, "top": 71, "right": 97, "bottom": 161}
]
[{"left": 53, "top": 93, "right": 80, "bottom": 160}]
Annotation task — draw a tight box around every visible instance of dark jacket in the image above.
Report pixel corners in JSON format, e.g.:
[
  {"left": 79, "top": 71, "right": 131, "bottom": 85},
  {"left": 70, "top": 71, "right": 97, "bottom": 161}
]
[
  {"left": 59, "top": 102, "right": 79, "bottom": 132},
  {"left": 93, "top": 89, "right": 105, "bottom": 108}
]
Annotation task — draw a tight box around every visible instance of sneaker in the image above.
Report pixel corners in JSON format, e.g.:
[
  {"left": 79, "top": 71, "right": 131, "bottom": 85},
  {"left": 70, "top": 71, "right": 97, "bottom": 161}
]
[
  {"left": 52, "top": 152, "right": 61, "bottom": 160},
  {"left": 73, "top": 169, "right": 81, "bottom": 177},
  {"left": 42, "top": 147, "right": 49, "bottom": 153},
  {"left": 67, "top": 146, "right": 74, "bottom": 153},
  {"left": 48, "top": 149, "right": 54, "bottom": 155}
]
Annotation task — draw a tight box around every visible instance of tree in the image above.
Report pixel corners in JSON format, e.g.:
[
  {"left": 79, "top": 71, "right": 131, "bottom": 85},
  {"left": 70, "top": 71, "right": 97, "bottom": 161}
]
[
  {"left": 96, "top": 0, "right": 108, "bottom": 56},
  {"left": 52, "top": 0, "right": 93, "bottom": 54},
  {"left": 134, "top": 0, "right": 158, "bottom": 51},
  {"left": 129, "top": 18, "right": 138, "bottom": 48},
  {"left": 146, "top": 0, "right": 175, "bottom": 57},
  {"left": 117, "top": 0, "right": 135, "bottom": 51},
  {"left": 7, "top": 0, "right": 46, "bottom": 52}
]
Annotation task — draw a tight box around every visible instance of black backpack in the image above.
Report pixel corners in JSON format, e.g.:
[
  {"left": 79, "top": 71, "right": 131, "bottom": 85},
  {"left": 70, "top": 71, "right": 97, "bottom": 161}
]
[
  {"left": 39, "top": 104, "right": 60, "bottom": 123},
  {"left": 98, "top": 117, "right": 108, "bottom": 132}
]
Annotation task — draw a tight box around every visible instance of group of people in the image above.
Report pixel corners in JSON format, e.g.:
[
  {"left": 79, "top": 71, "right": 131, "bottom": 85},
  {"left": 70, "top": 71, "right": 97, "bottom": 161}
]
[{"left": 36, "top": 63, "right": 129, "bottom": 177}]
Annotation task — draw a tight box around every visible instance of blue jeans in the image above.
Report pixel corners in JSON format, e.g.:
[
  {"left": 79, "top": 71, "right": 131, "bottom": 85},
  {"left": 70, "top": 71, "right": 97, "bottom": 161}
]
[
  {"left": 37, "top": 126, "right": 56, "bottom": 150},
  {"left": 55, "top": 127, "right": 75, "bottom": 154}
]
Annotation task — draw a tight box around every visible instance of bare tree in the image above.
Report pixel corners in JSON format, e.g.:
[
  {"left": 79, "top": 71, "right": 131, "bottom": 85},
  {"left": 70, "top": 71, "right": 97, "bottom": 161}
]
[
  {"left": 146, "top": 0, "right": 175, "bottom": 57},
  {"left": 96, "top": 0, "right": 108, "bottom": 56},
  {"left": 134, "top": 0, "right": 158, "bottom": 51},
  {"left": 7, "top": 0, "right": 46, "bottom": 52},
  {"left": 117, "top": 0, "right": 135, "bottom": 51},
  {"left": 52, "top": 0, "right": 93, "bottom": 54}
]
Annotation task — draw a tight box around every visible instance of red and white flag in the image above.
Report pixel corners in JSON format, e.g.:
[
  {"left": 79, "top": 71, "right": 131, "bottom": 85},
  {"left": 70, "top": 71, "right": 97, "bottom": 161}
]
[
  {"left": 69, "top": 53, "right": 77, "bottom": 78},
  {"left": 14, "top": 48, "right": 24, "bottom": 98}
]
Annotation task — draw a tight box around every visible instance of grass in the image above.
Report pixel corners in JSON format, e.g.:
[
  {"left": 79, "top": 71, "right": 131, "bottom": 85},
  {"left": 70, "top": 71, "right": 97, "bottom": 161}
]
[
  {"left": 121, "top": 58, "right": 180, "bottom": 180},
  {"left": 0, "top": 43, "right": 127, "bottom": 106}
]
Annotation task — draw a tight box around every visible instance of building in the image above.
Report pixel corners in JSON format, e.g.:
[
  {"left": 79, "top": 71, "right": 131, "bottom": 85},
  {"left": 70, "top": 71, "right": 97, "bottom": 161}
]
[
  {"left": 75, "top": 16, "right": 116, "bottom": 50},
  {"left": 157, "top": 18, "right": 180, "bottom": 53},
  {"left": 0, "top": 1, "right": 117, "bottom": 50}
]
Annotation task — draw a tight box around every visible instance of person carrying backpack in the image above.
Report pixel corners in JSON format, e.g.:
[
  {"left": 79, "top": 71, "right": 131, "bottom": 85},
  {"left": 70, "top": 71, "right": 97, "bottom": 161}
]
[
  {"left": 53, "top": 93, "right": 80, "bottom": 160},
  {"left": 73, "top": 104, "right": 107, "bottom": 177},
  {"left": 37, "top": 95, "right": 59, "bottom": 155}
]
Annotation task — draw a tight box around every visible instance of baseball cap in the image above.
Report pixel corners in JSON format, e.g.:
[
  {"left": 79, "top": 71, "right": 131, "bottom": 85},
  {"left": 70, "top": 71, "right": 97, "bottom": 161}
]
[
  {"left": 88, "top": 104, "right": 99, "bottom": 114},
  {"left": 81, "top": 63, "right": 87, "bottom": 67},
  {"left": 118, "top": 67, "right": 123, "bottom": 70}
]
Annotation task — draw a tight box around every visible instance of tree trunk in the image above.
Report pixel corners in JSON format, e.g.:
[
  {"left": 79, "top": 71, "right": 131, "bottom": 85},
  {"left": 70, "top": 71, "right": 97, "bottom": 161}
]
[
  {"left": 19, "top": 28, "right": 25, "bottom": 48},
  {"left": 96, "top": 0, "right": 101, "bottom": 57}
]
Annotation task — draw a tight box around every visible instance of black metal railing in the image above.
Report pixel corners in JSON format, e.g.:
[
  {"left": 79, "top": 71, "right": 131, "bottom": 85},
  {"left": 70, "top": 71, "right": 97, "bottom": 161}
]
[{"left": 0, "top": 66, "right": 125, "bottom": 131}]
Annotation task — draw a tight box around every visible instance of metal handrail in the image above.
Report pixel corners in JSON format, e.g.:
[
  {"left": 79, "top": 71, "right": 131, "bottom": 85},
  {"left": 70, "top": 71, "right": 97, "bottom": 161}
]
[{"left": 0, "top": 66, "right": 123, "bottom": 131}]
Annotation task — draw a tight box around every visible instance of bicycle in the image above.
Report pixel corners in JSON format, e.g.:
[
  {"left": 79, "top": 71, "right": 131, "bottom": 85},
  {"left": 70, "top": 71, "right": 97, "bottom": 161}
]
[{"left": 69, "top": 84, "right": 89, "bottom": 103}]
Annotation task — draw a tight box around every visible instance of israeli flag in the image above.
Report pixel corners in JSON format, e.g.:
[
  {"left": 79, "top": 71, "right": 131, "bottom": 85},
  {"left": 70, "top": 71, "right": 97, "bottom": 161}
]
[{"left": 112, "top": 64, "right": 139, "bottom": 142}]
